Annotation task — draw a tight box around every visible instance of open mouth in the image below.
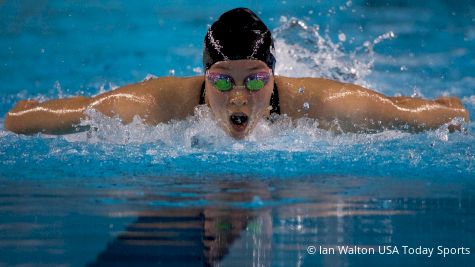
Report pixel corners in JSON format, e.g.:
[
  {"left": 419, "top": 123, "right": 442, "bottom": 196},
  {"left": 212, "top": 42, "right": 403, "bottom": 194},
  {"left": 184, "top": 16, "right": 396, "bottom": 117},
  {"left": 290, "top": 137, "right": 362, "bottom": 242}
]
[{"left": 229, "top": 112, "right": 249, "bottom": 132}]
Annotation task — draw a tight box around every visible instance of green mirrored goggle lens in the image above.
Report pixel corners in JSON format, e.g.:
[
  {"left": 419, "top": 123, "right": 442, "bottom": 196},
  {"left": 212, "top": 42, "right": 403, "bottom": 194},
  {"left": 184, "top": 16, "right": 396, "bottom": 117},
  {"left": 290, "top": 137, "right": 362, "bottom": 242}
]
[
  {"left": 213, "top": 78, "right": 232, "bottom": 91},
  {"left": 245, "top": 79, "right": 265, "bottom": 91},
  {"left": 207, "top": 71, "right": 270, "bottom": 92}
]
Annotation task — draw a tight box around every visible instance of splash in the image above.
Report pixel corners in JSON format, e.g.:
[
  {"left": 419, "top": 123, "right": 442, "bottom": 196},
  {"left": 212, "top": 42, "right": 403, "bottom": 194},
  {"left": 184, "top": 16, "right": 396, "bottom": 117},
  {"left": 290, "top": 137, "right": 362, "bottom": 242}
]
[
  {"left": 273, "top": 17, "right": 395, "bottom": 87},
  {"left": 61, "top": 100, "right": 469, "bottom": 154},
  {"left": 65, "top": 105, "right": 232, "bottom": 148}
]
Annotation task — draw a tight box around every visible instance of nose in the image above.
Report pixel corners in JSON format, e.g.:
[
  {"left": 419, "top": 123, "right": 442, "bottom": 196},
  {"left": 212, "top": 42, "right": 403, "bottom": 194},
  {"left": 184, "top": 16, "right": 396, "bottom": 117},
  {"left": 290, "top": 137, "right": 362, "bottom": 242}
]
[{"left": 229, "top": 91, "right": 248, "bottom": 106}]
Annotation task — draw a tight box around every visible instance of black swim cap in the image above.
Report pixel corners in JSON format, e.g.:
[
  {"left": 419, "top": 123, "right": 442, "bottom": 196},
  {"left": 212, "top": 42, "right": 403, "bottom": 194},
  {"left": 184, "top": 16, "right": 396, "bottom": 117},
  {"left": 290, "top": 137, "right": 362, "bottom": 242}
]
[{"left": 203, "top": 8, "right": 276, "bottom": 71}]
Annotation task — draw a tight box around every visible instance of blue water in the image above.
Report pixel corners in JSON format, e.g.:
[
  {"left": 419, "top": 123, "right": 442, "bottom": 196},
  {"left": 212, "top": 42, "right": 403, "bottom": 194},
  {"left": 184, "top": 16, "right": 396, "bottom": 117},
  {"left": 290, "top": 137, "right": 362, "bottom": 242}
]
[{"left": 1, "top": 1, "right": 474, "bottom": 266}]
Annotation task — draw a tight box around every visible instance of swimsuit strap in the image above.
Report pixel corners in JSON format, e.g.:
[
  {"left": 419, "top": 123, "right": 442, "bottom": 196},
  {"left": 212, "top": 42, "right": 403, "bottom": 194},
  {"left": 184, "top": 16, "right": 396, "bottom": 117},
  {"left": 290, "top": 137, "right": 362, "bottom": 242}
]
[
  {"left": 270, "top": 82, "right": 280, "bottom": 115},
  {"left": 199, "top": 81, "right": 206, "bottom": 105},
  {"left": 198, "top": 81, "right": 281, "bottom": 115}
]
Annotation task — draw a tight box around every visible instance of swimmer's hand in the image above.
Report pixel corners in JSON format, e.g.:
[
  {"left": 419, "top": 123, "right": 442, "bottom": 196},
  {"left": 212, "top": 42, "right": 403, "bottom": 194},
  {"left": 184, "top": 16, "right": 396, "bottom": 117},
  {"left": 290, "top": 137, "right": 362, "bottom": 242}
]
[{"left": 4, "top": 100, "right": 40, "bottom": 133}]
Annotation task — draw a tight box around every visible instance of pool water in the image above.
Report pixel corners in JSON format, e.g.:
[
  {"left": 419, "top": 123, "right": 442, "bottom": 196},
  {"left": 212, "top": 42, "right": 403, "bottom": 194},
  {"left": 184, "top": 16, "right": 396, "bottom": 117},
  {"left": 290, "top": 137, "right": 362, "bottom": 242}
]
[{"left": 1, "top": 1, "right": 474, "bottom": 266}]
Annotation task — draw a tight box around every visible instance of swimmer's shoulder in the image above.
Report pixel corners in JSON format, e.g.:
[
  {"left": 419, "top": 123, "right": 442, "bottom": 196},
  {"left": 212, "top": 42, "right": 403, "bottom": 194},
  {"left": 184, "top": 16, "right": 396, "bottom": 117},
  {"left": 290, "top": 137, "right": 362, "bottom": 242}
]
[
  {"left": 120, "top": 76, "right": 204, "bottom": 99},
  {"left": 142, "top": 76, "right": 204, "bottom": 122},
  {"left": 275, "top": 76, "right": 348, "bottom": 117},
  {"left": 97, "top": 76, "right": 204, "bottom": 124}
]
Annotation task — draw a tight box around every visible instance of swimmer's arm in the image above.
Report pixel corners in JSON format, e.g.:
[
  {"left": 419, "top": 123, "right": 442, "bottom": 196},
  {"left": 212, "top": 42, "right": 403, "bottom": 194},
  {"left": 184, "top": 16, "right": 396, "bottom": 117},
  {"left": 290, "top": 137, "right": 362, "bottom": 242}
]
[
  {"left": 277, "top": 77, "right": 469, "bottom": 132},
  {"left": 4, "top": 76, "right": 203, "bottom": 135},
  {"left": 4, "top": 84, "right": 158, "bottom": 135},
  {"left": 316, "top": 82, "right": 470, "bottom": 132}
]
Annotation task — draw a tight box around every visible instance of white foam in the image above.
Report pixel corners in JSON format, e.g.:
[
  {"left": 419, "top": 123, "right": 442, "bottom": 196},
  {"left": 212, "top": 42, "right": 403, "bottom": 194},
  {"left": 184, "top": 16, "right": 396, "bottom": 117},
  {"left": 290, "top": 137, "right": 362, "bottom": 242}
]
[
  {"left": 64, "top": 105, "right": 231, "bottom": 148},
  {"left": 462, "top": 95, "right": 475, "bottom": 106}
]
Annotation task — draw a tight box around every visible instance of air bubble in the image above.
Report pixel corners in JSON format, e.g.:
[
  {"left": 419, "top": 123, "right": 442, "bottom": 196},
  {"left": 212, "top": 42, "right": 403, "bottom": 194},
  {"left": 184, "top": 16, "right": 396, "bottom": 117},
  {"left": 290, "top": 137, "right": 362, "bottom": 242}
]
[{"left": 303, "top": 102, "right": 310, "bottom": 110}]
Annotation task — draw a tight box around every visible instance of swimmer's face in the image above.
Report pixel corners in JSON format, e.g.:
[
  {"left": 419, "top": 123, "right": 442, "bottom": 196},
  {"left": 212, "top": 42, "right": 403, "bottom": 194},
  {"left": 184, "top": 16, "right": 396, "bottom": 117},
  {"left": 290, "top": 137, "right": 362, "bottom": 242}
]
[{"left": 205, "top": 59, "right": 274, "bottom": 139}]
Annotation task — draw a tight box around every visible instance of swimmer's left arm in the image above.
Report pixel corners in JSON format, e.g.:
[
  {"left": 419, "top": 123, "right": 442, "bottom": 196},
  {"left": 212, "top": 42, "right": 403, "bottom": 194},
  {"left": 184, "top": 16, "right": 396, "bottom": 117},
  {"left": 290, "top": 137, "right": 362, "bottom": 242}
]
[{"left": 277, "top": 77, "right": 469, "bottom": 132}]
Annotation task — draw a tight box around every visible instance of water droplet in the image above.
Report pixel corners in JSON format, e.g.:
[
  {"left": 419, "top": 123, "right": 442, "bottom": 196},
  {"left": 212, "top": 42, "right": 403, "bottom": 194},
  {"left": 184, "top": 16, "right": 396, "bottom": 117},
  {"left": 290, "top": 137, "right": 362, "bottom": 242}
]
[
  {"left": 400, "top": 66, "right": 407, "bottom": 71},
  {"left": 54, "top": 81, "right": 63, "bottom": 98},
  {"left": 144, "top": 73, "right": 158, "bottom": 81},
  {"left": 338, "top": 33, "right": 347, "bottom": 42},
  {"left": 168, "top": 69, "right": 175, "bottom": 76},
  {"left": 303, "top": 102, "right": 310, "bottom": 110},
  {"left": 411, "top": 87, "right": 423, "bottom": 98},
  {"left": 192, "top": 67, "right": 202, "bottom": 74},
  {"left": 298, "top": 87, "right": 305, "bottom": 94}
]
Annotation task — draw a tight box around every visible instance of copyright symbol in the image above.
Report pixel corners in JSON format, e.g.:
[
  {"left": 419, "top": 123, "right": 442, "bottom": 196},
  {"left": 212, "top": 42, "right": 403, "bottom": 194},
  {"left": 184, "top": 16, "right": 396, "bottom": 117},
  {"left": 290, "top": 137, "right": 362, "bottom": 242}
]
[{"left": 307, "top": 245, "right": 317, "bottom": 254}]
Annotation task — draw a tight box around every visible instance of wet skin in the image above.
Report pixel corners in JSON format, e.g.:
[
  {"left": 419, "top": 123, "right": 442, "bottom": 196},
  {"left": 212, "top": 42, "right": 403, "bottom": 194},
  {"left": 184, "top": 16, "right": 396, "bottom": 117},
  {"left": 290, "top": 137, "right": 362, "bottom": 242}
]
[
  {"left": 4, "top": 59, "right": 470, "bottom": 136},
  {"left": 205, "top": 60, "right": 274, "bottom": 139}
]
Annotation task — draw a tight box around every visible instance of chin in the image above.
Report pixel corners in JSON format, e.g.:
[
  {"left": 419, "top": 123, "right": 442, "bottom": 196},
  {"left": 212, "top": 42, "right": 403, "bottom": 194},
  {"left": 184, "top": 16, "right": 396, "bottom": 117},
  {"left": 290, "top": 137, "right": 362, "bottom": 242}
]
[
  {"left": 224, "top": 122, "right": 251, "bottom": 139},
  {"left": 229, "top": 130, "right": 248, "bottom": 139}
]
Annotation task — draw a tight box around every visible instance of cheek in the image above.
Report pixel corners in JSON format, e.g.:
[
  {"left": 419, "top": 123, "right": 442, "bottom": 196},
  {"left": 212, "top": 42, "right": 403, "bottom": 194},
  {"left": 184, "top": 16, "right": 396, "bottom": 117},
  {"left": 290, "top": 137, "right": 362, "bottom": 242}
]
[
  {"left": 250, "top": 87, "right": 273, "bottom": 111},
  {"left": 206, "top": 88, "right": 227, "bottom": 112}
]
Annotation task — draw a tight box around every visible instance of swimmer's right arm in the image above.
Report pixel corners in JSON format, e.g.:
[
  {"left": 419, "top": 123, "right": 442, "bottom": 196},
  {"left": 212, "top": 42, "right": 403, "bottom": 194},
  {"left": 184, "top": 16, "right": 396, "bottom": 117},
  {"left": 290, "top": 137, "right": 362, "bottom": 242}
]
[
  {"left": 4, "top": 76, "right": 204, "bottom": 135},
  {"left": 4, "top": 83, "right": 162, "bottom": 135},
  {"left": 4, "top": 97, "right": 92, "bottom": 134},
  {"left": 4, "top": 89, "right": 160, "bottom": 135}
]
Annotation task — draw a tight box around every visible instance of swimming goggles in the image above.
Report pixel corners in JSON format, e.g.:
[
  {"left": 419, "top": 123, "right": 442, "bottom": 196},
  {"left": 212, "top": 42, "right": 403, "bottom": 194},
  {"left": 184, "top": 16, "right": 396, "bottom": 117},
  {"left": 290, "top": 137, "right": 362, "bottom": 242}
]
[{"left": 206, "top": 71, "right": 271, "bottom": 92}]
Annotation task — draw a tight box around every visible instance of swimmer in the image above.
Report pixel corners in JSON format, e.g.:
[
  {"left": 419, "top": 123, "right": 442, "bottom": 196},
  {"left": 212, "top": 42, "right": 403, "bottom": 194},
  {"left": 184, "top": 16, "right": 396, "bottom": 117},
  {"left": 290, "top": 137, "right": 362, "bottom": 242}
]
[{"left": 4, "top": 8, "right": 469, "bottom": 139}]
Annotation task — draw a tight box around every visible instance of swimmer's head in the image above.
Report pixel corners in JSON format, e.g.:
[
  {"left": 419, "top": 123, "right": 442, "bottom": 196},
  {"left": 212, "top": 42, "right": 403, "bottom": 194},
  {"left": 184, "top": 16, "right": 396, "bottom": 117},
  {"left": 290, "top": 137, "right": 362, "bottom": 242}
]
[
  {"left": 203, "top": 8, "right": 276, "bottom": 139},
  {"left": 203, "top": 8, "right": 276, "bottom": 72}
]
